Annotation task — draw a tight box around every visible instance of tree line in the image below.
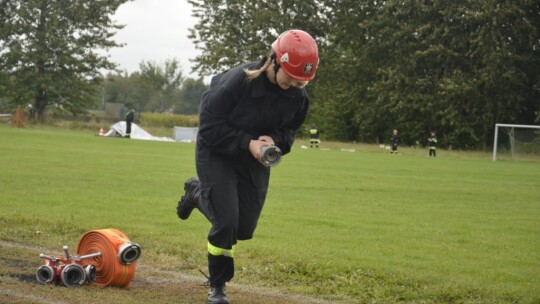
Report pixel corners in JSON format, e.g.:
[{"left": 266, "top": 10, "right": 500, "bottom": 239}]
[
  {"left": 188, "top": 0, "right": 540, "bottom": 149},
  {"left": 1, "top": 0, "right": 539, "bottom": 149},
  {"left": 101, "top": 60, "right": 206, "bottom": 115}
]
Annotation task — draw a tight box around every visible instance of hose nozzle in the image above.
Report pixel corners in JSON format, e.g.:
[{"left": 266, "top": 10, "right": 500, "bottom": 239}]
[{"left": 260, "top": 145, "right": 282, "bottom": 167}]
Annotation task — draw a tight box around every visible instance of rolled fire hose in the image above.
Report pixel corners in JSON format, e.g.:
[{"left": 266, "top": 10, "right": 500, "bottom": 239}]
[{"left": 76, "top": 228, "right": 141, "bottom": 287}]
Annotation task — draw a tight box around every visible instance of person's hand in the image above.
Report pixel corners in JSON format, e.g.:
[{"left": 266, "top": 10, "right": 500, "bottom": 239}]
[
  {"left": 249, "top": 139, "right": 272, "bottom": 165},
  {"left": 249, "top": 136, "right": 276, "bottom": 165},
  {"left": 258, "top": 135, "right": 275, "bottom": 145}
]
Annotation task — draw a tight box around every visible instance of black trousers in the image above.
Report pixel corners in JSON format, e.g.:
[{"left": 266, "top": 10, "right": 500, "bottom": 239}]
[
  {"left": 195, "top": 143, "right": 270, "bottom": 285},
  {"left": 125, "top": 121, "right": 132, "bottom": 136}
]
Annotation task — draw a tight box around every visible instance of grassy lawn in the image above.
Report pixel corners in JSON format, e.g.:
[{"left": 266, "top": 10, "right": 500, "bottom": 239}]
[{"left": 0, "top": 125, "right": 539, "bottom": 303}]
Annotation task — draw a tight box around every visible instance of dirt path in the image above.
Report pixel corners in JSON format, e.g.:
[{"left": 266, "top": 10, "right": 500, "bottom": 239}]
[{"left": 0, "top": 240, "right": 337, "bottom": 304}]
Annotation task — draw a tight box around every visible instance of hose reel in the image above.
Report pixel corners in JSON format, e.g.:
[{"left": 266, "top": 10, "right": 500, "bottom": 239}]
[{"left": 36, "top": 228, "right": 140, "bottom": 287}]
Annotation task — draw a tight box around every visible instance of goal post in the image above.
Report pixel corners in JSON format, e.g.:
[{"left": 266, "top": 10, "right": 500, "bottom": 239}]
[{"left": 493, "top": 123, "right": 540, "bottom": 161}]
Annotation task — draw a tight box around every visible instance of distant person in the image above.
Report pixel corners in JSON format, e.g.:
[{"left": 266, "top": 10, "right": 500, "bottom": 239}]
[
  {"left": 390, "top": 129, "right": 400, "bottom": 154},
  {"left": 428, "top": 131, "right": 437, "bottom": 157},
  {"left": 125, "top": 107, "right": 135, "bottom": 138},
  {"left": 175, "top": 29, "right": 318, "bottom": 304},
  {"left": 309, "top": 123, "right": 320, "bottom": 148},
  {"left": 27, "top": 103, "right": 35, "bottom": 120}
]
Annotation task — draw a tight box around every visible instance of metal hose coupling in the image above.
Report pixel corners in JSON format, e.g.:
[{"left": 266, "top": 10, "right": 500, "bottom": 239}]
[
  {"left": 84, "top": 264, "right": 97, "bottom": 283},
  {"left": 260, "top": 145, "right": 282, "bottom": 167},
  {"left": 60, "top": 264, "right": 86, "bottom": 287},
  {"left": 36, "top": 265, "right": 55, "bottom": 284},
  {"left": 118, "top": 242, "right": 141, "bottom": 265},
  {"left": 36, "top": 246, "right": 103, "bottom": 286}
]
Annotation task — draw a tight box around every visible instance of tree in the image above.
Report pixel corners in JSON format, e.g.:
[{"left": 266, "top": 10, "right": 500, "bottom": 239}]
[
  {"left": 187, "top": 0, "right": 328, "bottom": 76},
  {"left": 316, "top": 0, "right": 540, "bottom": 149},
  {"left": 100, "top": 59, "right": 189, "bottom": 114},
  {"left": 177, "top": 78, "right": 207, "bottom": 115},
  {"left": 187, "top": 0, "right": 539, "bottom": 149},
  {"left": 0, "top": 0, "right": 129, "bottom": 119},
  {"left": 139, "top": 59, "right": 184, "bottom": 112},
  {"left": 101, "top": 71, "right": 152, "bottom": 111}
]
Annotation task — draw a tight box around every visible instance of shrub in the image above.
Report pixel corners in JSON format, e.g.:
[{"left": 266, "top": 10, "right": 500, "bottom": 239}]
[{"left": 140, "top": 112, "right": 198, "bottom": 128}]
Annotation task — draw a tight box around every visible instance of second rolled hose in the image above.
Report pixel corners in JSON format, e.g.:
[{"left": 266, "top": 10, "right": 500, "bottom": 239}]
[{"left": 76, "top": 228, "right": 140, "bottom": 287}]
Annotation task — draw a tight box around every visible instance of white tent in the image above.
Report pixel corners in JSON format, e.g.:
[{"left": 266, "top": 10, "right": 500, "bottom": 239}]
[{"left": 103, "top": 121, "right": 174, "bottom": 142}]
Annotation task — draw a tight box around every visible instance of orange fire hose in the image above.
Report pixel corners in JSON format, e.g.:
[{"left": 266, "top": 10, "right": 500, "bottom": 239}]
[{"left": 76, "top": 228, "right": 140, "bottom": 287}]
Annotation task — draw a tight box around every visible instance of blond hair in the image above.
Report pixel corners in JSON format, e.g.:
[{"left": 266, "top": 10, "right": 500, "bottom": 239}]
[
  {"left": 243, "top": 53, "right": 310, "bottom": 88},
  {"left": 243, "top": 54, "right": 273, "bottom": 80}
]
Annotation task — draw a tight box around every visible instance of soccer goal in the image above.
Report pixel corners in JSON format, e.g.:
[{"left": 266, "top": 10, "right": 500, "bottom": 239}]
[{"left": 492, "top": 123, "right": 540, "bottom": 161}]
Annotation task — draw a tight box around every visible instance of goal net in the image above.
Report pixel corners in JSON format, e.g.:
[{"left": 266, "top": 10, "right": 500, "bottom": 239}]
[{"left": 492, "top": 124, "right": 540, "bottom": 161}]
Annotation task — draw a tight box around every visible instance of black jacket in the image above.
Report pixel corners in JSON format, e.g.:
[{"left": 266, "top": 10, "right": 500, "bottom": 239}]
[
  {"left": 197, "top": 61, "right": 309, "bottom": 156},
  {"left": 126, "top": 111, "right": 134, "bottom": 123}
]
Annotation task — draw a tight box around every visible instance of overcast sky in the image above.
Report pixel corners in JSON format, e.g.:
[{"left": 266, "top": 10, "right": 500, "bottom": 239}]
[{"left": 106, "top": 0, "right": 200, "bottom": 78}]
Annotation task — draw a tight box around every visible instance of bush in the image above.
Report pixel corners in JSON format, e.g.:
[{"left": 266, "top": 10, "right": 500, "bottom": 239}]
[{"left": 140, "top": 112, "right": 198, "bottom": 128}]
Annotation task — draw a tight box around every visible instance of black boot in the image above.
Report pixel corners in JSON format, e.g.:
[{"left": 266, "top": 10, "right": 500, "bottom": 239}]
[
  {"left": 176, "top": 177, "right": 200, "bottom": 220},
  {"left": 208, "top": 284, "right": 229, "bottom": 304}
]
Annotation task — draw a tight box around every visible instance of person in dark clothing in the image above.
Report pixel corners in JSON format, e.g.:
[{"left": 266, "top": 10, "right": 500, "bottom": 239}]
[
  {"left": 309, "top": 123, "right": 320, "bottom": 148},
  {"left": 390, "top": 129, "right": 400, "bottom": 154},
  {"left": 176, "top": 29, "right": 318, "bottom": 304},
  {"left": 428, "top": 131, "right": 437, "bottom": 157},
  {"left": 125, "top": 108, "right": 135, "bottom": 138}
]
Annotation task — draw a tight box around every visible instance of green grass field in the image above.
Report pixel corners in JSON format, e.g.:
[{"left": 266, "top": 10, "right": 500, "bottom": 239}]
[{"left": 1, "top": 125, "right": 539, "bottom": 303}]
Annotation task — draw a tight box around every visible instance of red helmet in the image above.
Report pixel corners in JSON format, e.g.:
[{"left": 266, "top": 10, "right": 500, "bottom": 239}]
[{"left": 271, "top": 29, "right": 319, "bottom": 81}]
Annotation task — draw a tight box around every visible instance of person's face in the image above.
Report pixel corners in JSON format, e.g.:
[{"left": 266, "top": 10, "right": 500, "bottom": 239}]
[
  {"left": 276, "top": 68, "right": 309, "bottom": 90},
  {"left": 393, "top": 130, "right": 398, "bottom": 135}
]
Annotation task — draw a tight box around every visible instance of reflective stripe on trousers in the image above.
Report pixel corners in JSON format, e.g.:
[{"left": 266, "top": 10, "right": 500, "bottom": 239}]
[{"left": 208, "top": 242, "right": 235, "bottom": 258}]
